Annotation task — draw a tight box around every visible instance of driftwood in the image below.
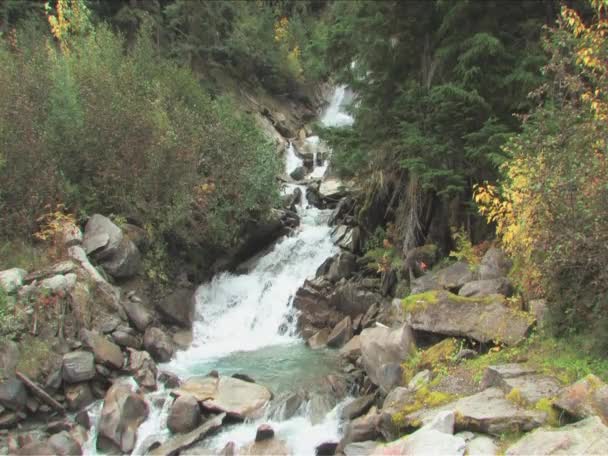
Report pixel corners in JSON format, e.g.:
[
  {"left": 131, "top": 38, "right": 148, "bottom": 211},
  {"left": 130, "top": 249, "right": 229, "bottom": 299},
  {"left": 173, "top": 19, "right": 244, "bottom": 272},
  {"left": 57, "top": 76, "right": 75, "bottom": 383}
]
[{"left": 15, "top": 370, "right": 65, "bottom": 415}]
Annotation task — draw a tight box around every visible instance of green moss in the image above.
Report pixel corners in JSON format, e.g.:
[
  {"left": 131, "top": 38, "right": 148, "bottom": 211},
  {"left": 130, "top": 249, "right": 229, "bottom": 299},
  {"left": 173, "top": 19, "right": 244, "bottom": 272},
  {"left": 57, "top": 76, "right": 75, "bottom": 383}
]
[
  {"left": 505, "top": 388, "right": 526, "bottom": 407},
  {"left": 391, "top": 386, "right": 456, "bottom": 427},
  {"left": 420, "top": 338, "right": 459, "bottom": 370},
  {"left": 402, "top": 291, "right": 439, "bottom": 313},
  {"left": 16, "top": 337, "right": 53, "bottom": 380},
  {"left": 534, "top": 398, "right": 561, "bottom": 427}
]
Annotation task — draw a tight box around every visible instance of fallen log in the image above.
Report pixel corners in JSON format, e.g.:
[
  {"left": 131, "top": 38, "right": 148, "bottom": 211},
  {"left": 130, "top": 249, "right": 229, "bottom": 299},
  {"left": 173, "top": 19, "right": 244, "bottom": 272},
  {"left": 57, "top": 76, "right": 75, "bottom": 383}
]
[{"left": 16, "top": 370, "right": 66, "bottom": 415}]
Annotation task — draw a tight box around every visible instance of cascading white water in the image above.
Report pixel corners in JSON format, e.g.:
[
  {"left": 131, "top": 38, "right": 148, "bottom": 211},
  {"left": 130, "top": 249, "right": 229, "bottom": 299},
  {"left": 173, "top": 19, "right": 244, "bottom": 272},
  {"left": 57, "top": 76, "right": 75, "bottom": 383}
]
[
  {"left": 86, "top": 86, "right": 355, "bottom": 455},
  {"left": 320, "top": 85, "right": 355, "bottom": 128}
]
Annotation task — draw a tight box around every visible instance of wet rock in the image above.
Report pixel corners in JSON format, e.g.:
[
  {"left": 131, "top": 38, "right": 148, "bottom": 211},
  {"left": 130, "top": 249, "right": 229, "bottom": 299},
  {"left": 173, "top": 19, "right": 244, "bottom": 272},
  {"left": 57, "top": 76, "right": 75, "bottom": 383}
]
[
  {"left": 149, "top": 413, "right": 225, "bottom": 456},
  {"left": 157, "top": 288, "right": 195, "bottom": 329},
  {"left": 327, "top": 252, "right": 357, "bottom": 283},
  {"left": 309, "top": 393, "right": 337, "bottom": 425},
  {"left": 101, "top": 235, "right": 141, "bottom": 279},
  {"left": 330, "top": 225, "right": 359, "bottom": 253},
  {"left": 327, "top": 316, "right": 353, "bottom": 349},
  {"left": 241, "top": 436, "right": 289, "bottom": 456},
  {"left": 339, "top": 335, "right": 361, "bottom": 362},
  {"left": 339, "top": 407, "right": 381, "bottom": 449},
  {"left": 408, "top": 369, "right": 432, "bottom": 391},
  {"left": 0, "top": 268, "right": 27, "bottom": 294},
  {"left": 319, "top": 178, "right": 349, "bottom": 200},
  {"left": 64, "top": 383, "right": 94, "bottom": 411},
  {"left": 15, "top": 440, "right": 54, "bottom": 455},
  {"left": 121, "top": 297, "right": 153, "bottom": 332},
  {"left": 174, "top": 376, "right": 272, "bottom": 420},
  {"left": 75, "top": 410, "right": 90, "bottom": 429},
  {"left": 343, "top": 441, "right": 379, "bottom": 456},
  {"left": 406, "top": 387, "right": 546, "bottom": 435},
  {"left": 316, "top": 441, "right": 338, "bottom": 456},
  {"left": 289, "top": 166, "right": 306, "bottom": 180},
  {"left": 48, "top": 431, "right": 82, "bottom": 456},
  {"left": 99, "top": 316, "right": 121, "bottom": 335},
  {"left": 411, "top": 261, "right": 475, "bottom": 294},
  {"left": 307, "top": 329, "right": 330, "bottom": 349},
  {"left": 0, "top": 377, "right": 27, "bottom": 411},
  {"left": 81, "top": 329, "right": 124, "bottom": 370},
  {"left": 62, "top": 351, "right": 95, "bottom": 384},
  {"left": 167, "top": 394, "right": 200, "bottom": 434},
  {"left": 268, "top": 391, "right": 307, "bottom": 420},
  {"left": 173, "top": 330, "right": 193, "bottom": 350},
  {"left": 405, "top": 290, "right": 533, "bottom": 346},
  {"left": 97, "top": 380, "right": 149, "bottom": 454},
  {"left": 293, "top": 281, "right": 342, "bottom": 336},
  {"left": 457, "top": 432, "right": 499, "bottom": 456},
  {"left": 255, "top": 424, "right": 274, "bottom": 441},
  {"left": 341, "top": 394, "right": 376, "bottom": 421},
  {"left": 219, "top": 441, "right": 236, "bottom": 456},
  {"left": 459, "top": 277, "right": 513, "bottom": 298},
  {"left": 159, "top": 371, "right": 181, "bottom": 389},
  {"left": 126, "top": 349, "right": 157, "bottom": 391},
  {"left": 479, "top": 247, "right": 512, "bottom": 280},
  {"left": 360, "top": 324, "right": 416, "bottom": 391},
  {"left": 481, "top": 364, "right": 561, "bottom": 405},
  {"left": 554, "top": 374, "right": 608, "bottom": 425},
  {"left": 143, "top": 327, "right": 175, "bottom": 363},
  {"left": 232, "top": 373, "right": 255, "bottom": 383}
]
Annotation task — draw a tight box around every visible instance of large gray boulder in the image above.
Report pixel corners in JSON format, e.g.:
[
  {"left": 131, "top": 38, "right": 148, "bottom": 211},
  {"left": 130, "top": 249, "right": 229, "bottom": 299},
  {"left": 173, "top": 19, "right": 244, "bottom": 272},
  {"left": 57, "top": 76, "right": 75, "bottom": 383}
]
[
  {"left": 307, "top": 329, "right": 330, "bottom": 349},
  {"left": 62, "top": 351, "right": 95, "bottom": 384},
  {"left": 479, "top": 247, "right": 512, "bottom": 280},
  {"left": 48, "top": 430, "right": 83, "bottom": 456},
  {"left": 174, "top": 376, "right": 272, "bottom": 420},
  {"left": 331, "top": 225, "right": 360, "bottom": 253},
  {"left": 405, "top": 387, "right": 546, "bottom": 435},
  {"left": 404, "top": 291, "right": 534, "bottom": 345},
  {"left": 157, "top": 288, "right": 195, "bottom": 328},
  {"left": 0, "top": 268, "right": 27, "bottom": 294},
  {"left": 143, "top": 327, "right": 175, "bottom": 363},
  {"left": 411, "top": 261, "right": 475, "bottom": 294},
  {"left": 554, "top": 374, "right": 608, "bottom": 425},
  {"left": 481, "top": 364, "right": 561, "bottom": 405},
  {"left": 82, "top": 214, "right": 141, "bottom": 279},
  {"left": 97, "top": 380, "right": 149, "bottom": 454},
  {"left": 458, "top": 277, "right": 513, "bottom": 298},
  {"left": 360, "top": 324, "right": 416, "bottom": 393},
  {"left": 126, "top": 349, "right": 158, "bottom": 391},
  {"left": 326, "top": 316, "right": 353, "bottom": 348},
  {"left": 0, "top": 377, "right": 27, "bottom": 411},
  {"left": 121, "top": 297, "right": 153, "bottom": 332},
  {"left": 64, "top": 383, "right": 95, "bottom": 411},
  {"left": 340, "top": 335, "right": 361, "bottom": 362},
  {"left": 378, "top": 387, "right": 416, "bottom": 440},
  {"left": 506, "top": 416, "right": 608, "bottom": 455},
  {"left": 167, "top": 394, "right": 200, "bottom": 434},
  {"left": 338, "top": 407, "right": 381, "bottom": 450},
  {"left": 327, "top": 252, "right": 357, "bottom": 283},
  {"left": 81, "top": 329, "right": 124, "bottom": 370},
  {"left": 149, "top": 413, "right": 225, "bottom": 456},
  {"left": 328, "top": 282, "right": 383, "bottom": 318}
]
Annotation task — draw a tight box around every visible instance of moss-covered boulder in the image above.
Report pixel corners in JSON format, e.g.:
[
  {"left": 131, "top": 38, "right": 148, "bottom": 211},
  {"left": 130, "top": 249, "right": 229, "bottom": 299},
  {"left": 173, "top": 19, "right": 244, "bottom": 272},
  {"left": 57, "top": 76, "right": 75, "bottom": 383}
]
[{"left": 402, "top": 291, "right": 534, "bottom": 346}]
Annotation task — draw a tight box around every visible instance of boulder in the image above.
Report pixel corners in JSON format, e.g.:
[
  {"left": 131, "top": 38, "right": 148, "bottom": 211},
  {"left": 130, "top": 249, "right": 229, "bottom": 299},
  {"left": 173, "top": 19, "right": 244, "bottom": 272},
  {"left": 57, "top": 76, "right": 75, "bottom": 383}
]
[
  {"left": 255, "top": 424, "right": 274, "bottom": 441},
  {"left": 343, "top": 441, "right": 379, "bottom": 456},
  {"left": 62, "top": 351, "right": 95, "bottom": 384},
  {"left": 327, "top": 316, "right": 353, "bottom": 349},
  {"left": 143, "top": 327, "right": 175, "bottom": 363},
  {"left": 404, "top": 291, "right": 534, "bottom": 345},
  {"left": 359, "top": 324, "right": 416, "bottom": 391},
  {"left": 149, "top": 413, "right": 225, "bottom": 456},
  {"left": 378, "top": 387, "right": 416, "bottom": 440},
  {"left": 381, "top": 428, "right": 465, "bottom": 456},
  {"left": 307, "top": 329, "right": 331, "bottom": 350},
  {"left": 342, "top": 394, "right": 376, "bottom": 421},
  {"left": 528, "top": 299, "right": 548, "bottom": 329},
  {"left": 327, "top": 252, "right": 357, "bottom": 283},
  {"left": 554, "top": 374, "right": 608, "bottom": 425},
  {"left": 81, "top": 330, "right": 124, "bottom": 370},
  {"left": 157, "top": 288, "right": 195, "bottom": 328},
  {"left": 506, "top": 416, "right": 608, "bottom": 455},
  {"left": 40, "top": 273, "right": 77, "bottom": 294},
  {"left": 174, "top": 376, "right": 272, "bottom": 420},
  {"left": 173, "top": 330, "right": 193, "bottom": 350},
  {"left": 411, "top": 261, "right": 475, "bottom": 294},
  {"left": 458, "top": 278, "right": 513, "bottom": 298},
  {"left": 339, "top": 336, "right": 361, "bottom": 362},
  {"left": 481, "top": 364, "right": 561, "bottom": 405},
  {"left": 64, "top": 383, "right": 94, "bottom": 411},
  {"left": 167, "top": 394, "right": 200, "bottom": 434},
  {"left": 319, "top": 178, "right": 349, "bottom": 200},
  {"left": 0, "top": 340, "right": 20, "bottom": 379},
  {"left": 479, "top": 248, "right": 512, "bottom": 280},
  {"left": 405, "top": 387, "right": 546, "bottom": 435},
  {"left": 101, "top": 237, "right": 141, "bottom": 278},
  {"left": 127, "top": 349, "right": 158, "bottom": 391},
  {"left": 316, "top": 441, "right": 338, "bottom": 456},
  {"left": 289, "top": 166, "right": 306, "bottom": 180},
  {"left": 268, "top": 390, "right": 307, "bottom": 420},
  {"left": 0, "top": 268, "right": 27, "bottom": 294},
  {"left": 121, "top": 298, "right": 153, "bottom": 332},
  {"left": 328, "top": 282, "right": 383, "bottom": 318},
  {"left": 331, "top": 225, "right": 359, "bottom": 253},
  {"left": 97, "top": 380, "right": 149, "bottom": 454},
  {"left": 241, "top": 437, "right": 289, "bottom": 456},
  {"left": 339, "top": 407, "right": 381, "bottom": 449},
  {"left": 408, "top": 370, "right": 432, "bottom": 391},
  {"left": 48, "top": 431, "right": 82, "bottom": 456},
  {"left": 309, "top": 392, "right": 337, "bottom": 425},
  {"left": 112, "top": 330, "right": 141, "bottom": 350},
  {"left": 293, "top": 282, "right": 342, "bottom": 336},
  {"left": 458, "top": 433, "right": 499, "bottom": 456},
  {"left": 0, "top": 377, "right": 27, "bottom": 411}
]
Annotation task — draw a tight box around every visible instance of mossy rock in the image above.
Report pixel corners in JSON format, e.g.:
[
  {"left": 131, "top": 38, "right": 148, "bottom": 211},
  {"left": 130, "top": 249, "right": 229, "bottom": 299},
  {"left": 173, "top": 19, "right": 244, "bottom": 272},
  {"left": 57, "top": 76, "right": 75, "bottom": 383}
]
[{"left": 419, "top": 338, "right": 459, "bottom": 370}]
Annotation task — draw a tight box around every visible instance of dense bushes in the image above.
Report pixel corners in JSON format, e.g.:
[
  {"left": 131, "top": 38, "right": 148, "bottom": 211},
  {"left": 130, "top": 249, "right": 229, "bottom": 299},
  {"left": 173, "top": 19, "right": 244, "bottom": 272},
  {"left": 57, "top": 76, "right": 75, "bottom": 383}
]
[
  {"left": 476, "top": 3, "right": 608, "bottom": 348},
  {"left": 0, "top": 14, "right": 280, "bottom": 259}
]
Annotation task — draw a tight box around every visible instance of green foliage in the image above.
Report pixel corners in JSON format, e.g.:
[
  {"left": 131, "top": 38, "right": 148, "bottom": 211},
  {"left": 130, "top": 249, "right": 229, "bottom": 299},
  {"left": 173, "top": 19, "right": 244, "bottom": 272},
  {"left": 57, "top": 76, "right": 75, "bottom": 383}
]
[
  {"left": 0, "top": 288, "right": 23, "bottom": 342},
  {"left": 0, "top": 15, "right": 280, "bottom": 270},
  {"left": 449, "top": 227, "right": 479, "bottom": 269}
]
